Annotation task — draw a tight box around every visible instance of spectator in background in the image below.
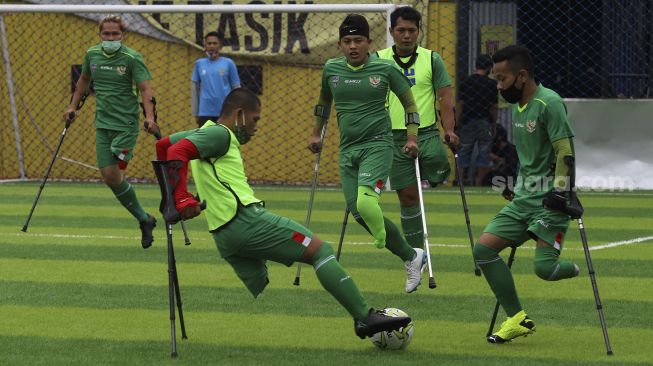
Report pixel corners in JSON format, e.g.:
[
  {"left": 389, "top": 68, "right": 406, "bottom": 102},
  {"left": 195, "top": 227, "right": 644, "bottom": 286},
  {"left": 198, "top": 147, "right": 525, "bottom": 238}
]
[
  {"left": 192, "top": 31, "right": 241, "bottom": 127},
  {"left": 485, "top": 123, "right": 519, "bottom": 188},
  {"left": 456, "top": 54, "right": 498, "bottom": 186}
]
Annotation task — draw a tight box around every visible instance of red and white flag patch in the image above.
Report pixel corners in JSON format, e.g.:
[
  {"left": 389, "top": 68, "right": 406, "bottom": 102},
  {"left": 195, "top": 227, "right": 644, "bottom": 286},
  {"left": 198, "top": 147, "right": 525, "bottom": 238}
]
[{"left": 291, "top": 232, "right": 312, "bottom": 247}]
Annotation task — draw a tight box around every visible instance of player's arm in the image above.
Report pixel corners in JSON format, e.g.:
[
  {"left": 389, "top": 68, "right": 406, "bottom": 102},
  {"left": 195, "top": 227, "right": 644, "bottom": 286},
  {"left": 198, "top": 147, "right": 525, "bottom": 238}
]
[
  {"left": 545, "top": 98, "right": 575, "bottom": 192},
  {"left": 432, "top": 52, "right": 458, "bottom": 144},
  {"left": 438, "top": 86, "right": 458, "bottom": 144},
  {"left": 65, "top": 73, "right": 91, "bottom": 123},
  {"left": 191, "top": 81, "right": 200, "bottom": 117},
  {"left": 552, "top": 138, "right": 574, "bottom": 191},
  {"left": 65, "top": 52, "right": 92, "bottom": 123},
  {"left": 167, "top": 127, "right": 230, "bottom": 217},
  {"left": 138, "top": 80, "right": 158, "bottom": 135},
  {"left": 309, "top": 70, "right": 333, "bottom": 153},
  {"left": 228, "top": 59, "right": 241, "bottom": 89},
  {"left": 395, "top": 89, "right": 419, "bottom": 157}
]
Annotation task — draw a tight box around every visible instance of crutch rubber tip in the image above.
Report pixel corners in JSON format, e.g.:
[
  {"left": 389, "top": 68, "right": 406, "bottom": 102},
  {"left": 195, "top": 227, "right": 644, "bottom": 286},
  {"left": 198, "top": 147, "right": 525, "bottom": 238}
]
[
  {"left": 428, "top": 278, "right": 436, "bottom": 289},
  {"left": 182, "top": 335, "right": 188, "bottom": 340},
  {"left": 475, "top": 268, "right": 482, "bottom": 276},
  {"left": 293, "top": 277, "right": 300, "bottom": 286},
  {"left": 171, "top": 352, "right": 178, "bottom": 358},
  {"left": 607, "top": 351, "right": 614, "bottom": 356},
  {"left": 21, "top": 226, "right": 27, "bottom": 232}
]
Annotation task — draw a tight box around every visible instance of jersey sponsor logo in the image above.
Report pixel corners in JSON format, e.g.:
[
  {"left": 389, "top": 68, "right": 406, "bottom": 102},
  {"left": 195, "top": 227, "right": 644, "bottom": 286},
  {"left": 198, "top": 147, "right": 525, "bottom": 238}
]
[
  {"left": 526, "top": 119, "right": 537, "bottom": 133},
  {"left": 117, "top": 66, "right": 127, "bottom": 75},
  {"left": 100, "top": 65, "right": 113, "bottom": 70},
  {"left": 330, "top": 76, "right": 339, "bottom": 87},
  {"left": 344, "top": 79, "right": 361, "bottom": 84},
  {"left": 403, "top": 69, "right": 416, "bottom": 85},
  {"left": 360, "top": 172, "right": 371, "bottom": 177},
  {"left": 537, "top": 219, "right": 550, "bottom": 228},
  {"left": 369, "top": 75, "right": 381, "bottom": 87}
]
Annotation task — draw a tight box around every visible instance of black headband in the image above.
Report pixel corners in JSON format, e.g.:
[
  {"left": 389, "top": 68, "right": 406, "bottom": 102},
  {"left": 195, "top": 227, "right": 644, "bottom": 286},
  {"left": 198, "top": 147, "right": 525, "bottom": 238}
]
[{"left": 339, "top": 15, "right": 369, "bottom": 39}]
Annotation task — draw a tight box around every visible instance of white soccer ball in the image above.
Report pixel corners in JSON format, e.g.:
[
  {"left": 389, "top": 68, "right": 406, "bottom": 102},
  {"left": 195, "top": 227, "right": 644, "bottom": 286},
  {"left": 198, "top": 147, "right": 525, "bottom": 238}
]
[{"left": 370, "top": 308, "right": 414, "bottom": 350}]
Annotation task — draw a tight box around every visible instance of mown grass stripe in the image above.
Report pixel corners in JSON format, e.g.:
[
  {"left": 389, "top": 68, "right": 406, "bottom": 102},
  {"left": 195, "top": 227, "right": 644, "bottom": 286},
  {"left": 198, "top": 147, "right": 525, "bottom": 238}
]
[
  {"left": 1, "top": 242, "right": 650, "bottom": 278},
  {"left": 1, "top": 305, "right": 649, "bottom": 364},
  {"left": 1, "top": 258, "right": 651, "bottom": 302},
  {"left": 0, "top": 281, "right": 646, "bottom": 330},
  {"left": 0, "top": 335, "right": 638, "bottom": 366}
]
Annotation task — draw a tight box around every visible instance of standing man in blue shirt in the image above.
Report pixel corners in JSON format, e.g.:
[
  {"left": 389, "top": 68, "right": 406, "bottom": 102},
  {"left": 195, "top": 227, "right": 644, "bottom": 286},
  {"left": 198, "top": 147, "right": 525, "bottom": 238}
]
[{"left": 192, "top": 32, "right": 241, "bottom": 127}]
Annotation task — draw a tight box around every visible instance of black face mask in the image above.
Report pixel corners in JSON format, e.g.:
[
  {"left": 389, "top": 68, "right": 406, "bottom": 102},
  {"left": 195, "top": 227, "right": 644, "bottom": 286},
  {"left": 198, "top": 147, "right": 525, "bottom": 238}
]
[{"left": 500, "top": 77, "right": 524, "bottom": 104}]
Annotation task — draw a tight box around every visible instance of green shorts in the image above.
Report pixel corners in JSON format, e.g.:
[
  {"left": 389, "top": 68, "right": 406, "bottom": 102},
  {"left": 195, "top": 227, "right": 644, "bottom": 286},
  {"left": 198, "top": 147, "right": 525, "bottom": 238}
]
[
  {"left": 211, "top": 203, "right": 313, "bottom": 297},
  {"left": 483, "top": 200, "right": 571, "bottom": 249},
  {"left": 339, "top": 145, "right": 392, "bottom": 212},
  {"left": 95, "top": 128, "right": 139, "bottom": 169},
  {"left": 390, "top": 126, "right": 451, "bottom": 190}
]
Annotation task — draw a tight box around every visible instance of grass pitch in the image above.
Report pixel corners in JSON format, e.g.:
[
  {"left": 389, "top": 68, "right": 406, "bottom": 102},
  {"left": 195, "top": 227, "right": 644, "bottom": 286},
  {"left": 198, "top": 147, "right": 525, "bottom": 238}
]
[{"left": 1, "top": 182, "right": 652, "bottom": 365}]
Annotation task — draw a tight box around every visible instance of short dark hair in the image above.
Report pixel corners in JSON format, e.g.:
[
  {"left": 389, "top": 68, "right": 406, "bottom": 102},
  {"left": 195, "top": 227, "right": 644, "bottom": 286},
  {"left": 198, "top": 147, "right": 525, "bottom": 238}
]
[
  {"left": 390, "top": 6, "right": 421, "bottom": 29},
  {"left": 492, "top": 45, "right": 534, "bottom": 77},
  {"left": 204, "top": 31, "right": 221, "bottom": 42},
  {"left": 475, "top": 54, "right": 493, "bottom": 70},
  {"left": 221, "top": 88, "right": 260, "bottom": 116}
]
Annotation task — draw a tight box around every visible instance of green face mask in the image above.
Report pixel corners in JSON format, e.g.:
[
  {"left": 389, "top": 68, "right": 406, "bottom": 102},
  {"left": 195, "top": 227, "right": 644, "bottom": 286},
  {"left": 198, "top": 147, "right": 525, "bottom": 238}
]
[
  {"left": 234, "top": 111, "right": 251, "bottom": 144},
  {"left": 102, "top": 40, "right": 122, "bottom": 54}
]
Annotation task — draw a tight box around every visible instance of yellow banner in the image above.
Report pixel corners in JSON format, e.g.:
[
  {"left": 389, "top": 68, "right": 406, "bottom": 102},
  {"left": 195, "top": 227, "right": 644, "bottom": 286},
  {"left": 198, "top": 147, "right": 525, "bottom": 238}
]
[{"left": 127, "top": 1, "right": 428, "bottom": 64}]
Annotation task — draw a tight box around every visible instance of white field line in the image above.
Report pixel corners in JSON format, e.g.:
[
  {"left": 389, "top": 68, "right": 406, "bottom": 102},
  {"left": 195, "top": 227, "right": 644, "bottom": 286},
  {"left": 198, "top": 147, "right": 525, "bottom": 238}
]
[{"left": 8, "top": 233, "right": 653, "bottom": 251}]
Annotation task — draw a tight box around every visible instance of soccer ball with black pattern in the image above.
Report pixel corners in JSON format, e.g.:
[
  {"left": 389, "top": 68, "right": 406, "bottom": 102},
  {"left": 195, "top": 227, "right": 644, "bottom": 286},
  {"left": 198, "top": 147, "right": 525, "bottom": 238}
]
[{"left": 370, "top": 308, "right": 414, "bottom": 350}]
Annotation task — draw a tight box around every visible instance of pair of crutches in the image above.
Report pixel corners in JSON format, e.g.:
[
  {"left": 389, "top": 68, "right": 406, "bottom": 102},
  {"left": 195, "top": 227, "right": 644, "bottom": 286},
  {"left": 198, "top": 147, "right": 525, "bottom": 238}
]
[
  {"left": 293, "top": 125, "right": 435, "bottom": 288},
  {"left": 152, "top": 159, "right": 207, "bottom": 357}
]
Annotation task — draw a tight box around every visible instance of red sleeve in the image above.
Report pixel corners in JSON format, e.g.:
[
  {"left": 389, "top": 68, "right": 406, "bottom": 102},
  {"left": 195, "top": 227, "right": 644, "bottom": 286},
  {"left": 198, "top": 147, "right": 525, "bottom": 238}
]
[
  {"left": 155, "top": 136, "right": 171, "bottom": 161},
  {"left": 167, "top": 139, "right": 201, "bottom": 212}
]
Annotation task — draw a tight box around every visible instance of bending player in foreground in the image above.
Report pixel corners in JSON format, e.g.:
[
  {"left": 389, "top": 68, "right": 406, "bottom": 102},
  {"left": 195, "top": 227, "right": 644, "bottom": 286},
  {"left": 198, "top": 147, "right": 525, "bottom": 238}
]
[
  {"left": 155, "top": 88, "right": 411, "bottom": 339},
  {"left": 474, "top": 45, "right": 580, "bottom": 343},
  {"left": 309, "top": 14, "right": 426, "bottom": 293}
]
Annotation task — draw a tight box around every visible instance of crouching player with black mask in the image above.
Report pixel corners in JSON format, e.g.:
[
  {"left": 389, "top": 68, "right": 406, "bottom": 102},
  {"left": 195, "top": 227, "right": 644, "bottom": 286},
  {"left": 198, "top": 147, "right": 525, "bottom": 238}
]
[
  {"left": 473, "top": 45, "right": 580, "bottom": 344},
  {"left": 155, "top": 88, "right": 411, "bottom": 340}
]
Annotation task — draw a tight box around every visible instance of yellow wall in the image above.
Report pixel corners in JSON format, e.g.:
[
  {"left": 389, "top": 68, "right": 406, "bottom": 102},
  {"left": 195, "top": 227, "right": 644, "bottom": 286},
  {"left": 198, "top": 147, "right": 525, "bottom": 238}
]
[{"left": 1, "top": 4, "right": 457, "bottom": 185}]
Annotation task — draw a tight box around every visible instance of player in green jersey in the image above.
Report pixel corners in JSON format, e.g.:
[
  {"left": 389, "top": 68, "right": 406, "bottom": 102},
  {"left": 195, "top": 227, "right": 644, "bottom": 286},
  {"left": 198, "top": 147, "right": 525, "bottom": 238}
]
[
  {"left": 65, "top": 15, "right": 159, "bottom": 249},
  {"left": 375, "top": 6, "right": 458, "bottom": 250},
  {"left": 155, "top": 88, "right": 412, "bottom": 340},
  {"left": 309, "top": 14, "right": 427, "bottom": 293},
  {"left": 474, "top": 45, "right": 580, "bottom": 344}
]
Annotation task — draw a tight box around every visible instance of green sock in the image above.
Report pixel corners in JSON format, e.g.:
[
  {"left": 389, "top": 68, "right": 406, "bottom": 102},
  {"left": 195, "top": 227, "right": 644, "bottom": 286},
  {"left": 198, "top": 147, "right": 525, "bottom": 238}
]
[
  {"left": 400, "top": 205, "right": 423, "bottom": 248},
  {"left": 384, "top": 217, "right": 417, "bottom": 262},
  {"left": 110, "top": 180, "right": 148, "bottom": 222},
  {"left": 312, "top": 243, "right": 369, "bottom": 320},
  {"left": 534, "top": 246, "right": 578, "bottom": 280},
  {"left": 473, "top": 244, "right": 522, "bottom": 317},
  {"left": 356, "top": 186, "right": 386, "bottom": 248}
]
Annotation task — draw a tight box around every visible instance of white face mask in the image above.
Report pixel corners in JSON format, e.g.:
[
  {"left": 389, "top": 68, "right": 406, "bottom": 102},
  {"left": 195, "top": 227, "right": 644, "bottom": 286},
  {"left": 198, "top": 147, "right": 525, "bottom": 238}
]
[{"left": 102, "top": 40, "right": 122, "bottom": 54}]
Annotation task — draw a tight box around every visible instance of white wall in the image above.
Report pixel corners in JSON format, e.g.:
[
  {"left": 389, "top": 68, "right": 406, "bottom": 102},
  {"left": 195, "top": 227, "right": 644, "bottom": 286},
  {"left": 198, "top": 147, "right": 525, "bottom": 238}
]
[{"left": 566, "top": 99, "right": 653, "bottom": 190}]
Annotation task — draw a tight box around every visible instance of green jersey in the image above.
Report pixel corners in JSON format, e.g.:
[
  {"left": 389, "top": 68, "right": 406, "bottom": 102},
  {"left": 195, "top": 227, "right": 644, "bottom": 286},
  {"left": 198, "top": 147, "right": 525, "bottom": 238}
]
[
  {"left": 375, "top": 46, "right": 451, "bottom": 130},
  {"left": 81, "top": 44, "right": 152, "bottom": 131},
  {"left": 512, "top": 85, "right": 574, "bottom": 204},
  {"left": 170, "top": 122, "right": 262, "bottom": 231},
  {"left": 319, "top": 56, "right": 413, "bottom": 152}
]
